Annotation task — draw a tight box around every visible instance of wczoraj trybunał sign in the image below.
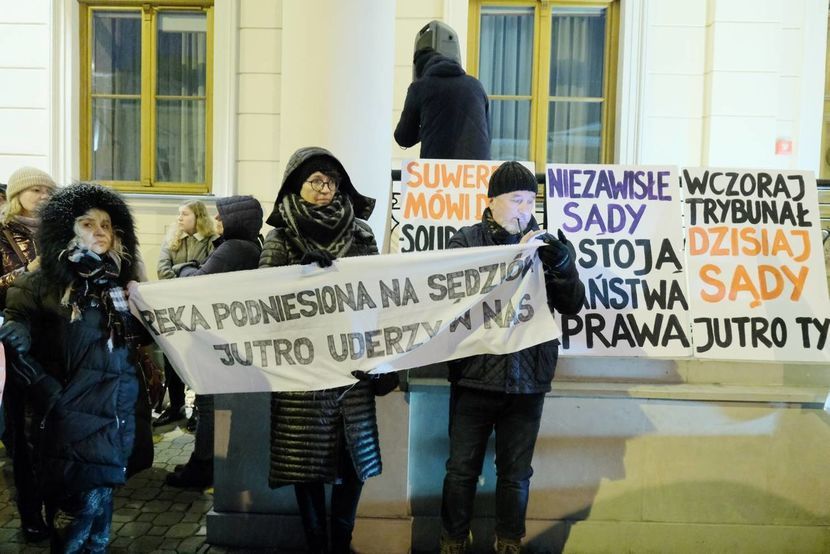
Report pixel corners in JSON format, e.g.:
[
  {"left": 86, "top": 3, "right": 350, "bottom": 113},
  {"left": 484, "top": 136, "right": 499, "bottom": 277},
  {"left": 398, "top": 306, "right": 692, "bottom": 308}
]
[
  {"left": 128, "top": 243, "right": 559, "bottom": 394},
  {"left": 546, "top": 165, "right": 693, "bottom": 357},
  {"left": 682, "top": 168, "right": 829, "bottom": 363}
]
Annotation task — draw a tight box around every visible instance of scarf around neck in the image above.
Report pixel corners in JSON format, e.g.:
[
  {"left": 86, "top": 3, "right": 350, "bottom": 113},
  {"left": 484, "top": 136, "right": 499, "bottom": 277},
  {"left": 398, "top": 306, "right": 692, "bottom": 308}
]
[
  {"left": 13, "top": 214, "right": 40, "bottom": 236},
  {"left": 60, "top": 246, "right": 132, "bottom": 350},
  {"left": 483, "top": 208, "right": 537, "bottom": 245},
  {"left": 278, "top": 193, "right": 356, "bottom": 257}
]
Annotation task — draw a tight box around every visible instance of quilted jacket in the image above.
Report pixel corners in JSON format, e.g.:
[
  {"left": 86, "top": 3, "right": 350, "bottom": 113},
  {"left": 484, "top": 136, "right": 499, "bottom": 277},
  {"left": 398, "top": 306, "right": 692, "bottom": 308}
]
[{"left": 262, "top": 147, "right": 383, "bottom": 486}]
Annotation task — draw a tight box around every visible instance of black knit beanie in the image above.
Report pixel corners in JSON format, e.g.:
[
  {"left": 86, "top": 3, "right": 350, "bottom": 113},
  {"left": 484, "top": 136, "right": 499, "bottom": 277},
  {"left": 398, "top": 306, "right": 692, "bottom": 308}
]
[
  {"left": 282, "top": 156, "right": 342, "bottom": 196},
  {"left": 487, "top": 161, "right": 537, "bottom": 198}
]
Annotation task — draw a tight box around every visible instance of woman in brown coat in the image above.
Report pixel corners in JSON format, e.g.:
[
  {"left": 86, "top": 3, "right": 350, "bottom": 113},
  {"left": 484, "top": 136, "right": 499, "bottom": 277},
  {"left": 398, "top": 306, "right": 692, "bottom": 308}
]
[{"left": 0, "top": 166, "right": 57, "bottom": 542}]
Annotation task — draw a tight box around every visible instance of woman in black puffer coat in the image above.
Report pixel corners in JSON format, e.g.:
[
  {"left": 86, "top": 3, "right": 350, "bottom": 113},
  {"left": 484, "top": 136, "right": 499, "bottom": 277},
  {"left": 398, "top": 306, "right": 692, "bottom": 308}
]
[
  {"left": 0, "top": 183, "right": 148, "bottom": 553},
  {"left": 260, "top": 147, "right": 394, "bottom": 554}
]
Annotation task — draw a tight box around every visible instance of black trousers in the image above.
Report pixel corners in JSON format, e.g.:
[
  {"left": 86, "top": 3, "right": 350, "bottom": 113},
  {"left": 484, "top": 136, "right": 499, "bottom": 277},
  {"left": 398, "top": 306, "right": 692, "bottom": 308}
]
[
  {"left": 293, "top": 450, "right": 364, "bottom": 554},
  {"left": 2, "top": 379, "right": 44, "bottom": 525},
  {"left": 441, "top": 386, "right": 545, "bottom": 541},
  {"left": 163, "top": 356, "right": 185, "bottom": 409}
]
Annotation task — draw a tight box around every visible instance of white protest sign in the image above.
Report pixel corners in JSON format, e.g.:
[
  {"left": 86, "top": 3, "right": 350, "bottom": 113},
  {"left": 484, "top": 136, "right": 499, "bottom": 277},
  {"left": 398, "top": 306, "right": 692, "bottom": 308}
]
[
  {"left": 129, "top": 244, "right": 559, "bottom": 394},
  {"left": 546, "top": 164, "right": 693, "bottom": 357},
  {"left": 391, "top": 159, "right": 536, "bottom": 253},
  {"left": 682, "top": 168, "right": 830, "bottom": 362}
]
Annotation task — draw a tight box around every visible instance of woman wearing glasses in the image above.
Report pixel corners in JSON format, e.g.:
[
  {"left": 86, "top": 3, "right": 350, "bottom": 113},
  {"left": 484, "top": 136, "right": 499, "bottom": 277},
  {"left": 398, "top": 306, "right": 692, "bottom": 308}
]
[{"left": 259, "top": 147, "right": 396, "bottom": 554}]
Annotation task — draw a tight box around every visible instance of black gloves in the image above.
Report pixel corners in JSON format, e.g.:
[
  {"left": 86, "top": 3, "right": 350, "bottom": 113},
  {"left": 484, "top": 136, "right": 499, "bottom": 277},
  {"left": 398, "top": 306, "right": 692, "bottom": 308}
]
[
  {"left": 0, "top": 320, "right": 31, "bottom": 354},
  {"left": 537, "top": 230, "right": 577, "bottom": 277},
  {"left": 300, "top": 250, "right": 335, "bottom": 268},
  {"left": 8, "top": 353, "right": 62, "bottom": 414},
  {"left": 351, "top": 370, "right": 400, "bottom": 396}
]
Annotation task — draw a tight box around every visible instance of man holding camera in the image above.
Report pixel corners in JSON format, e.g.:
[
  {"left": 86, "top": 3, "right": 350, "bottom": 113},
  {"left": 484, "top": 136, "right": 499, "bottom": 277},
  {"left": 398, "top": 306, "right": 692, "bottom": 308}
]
[{"left": 439, "top": 161, "right": 585, "bottom": 554}]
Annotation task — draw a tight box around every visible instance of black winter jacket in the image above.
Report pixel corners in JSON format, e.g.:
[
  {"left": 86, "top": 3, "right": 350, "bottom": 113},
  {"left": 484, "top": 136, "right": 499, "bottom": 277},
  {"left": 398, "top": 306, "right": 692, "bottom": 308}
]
[
  {"left": 5, "top": 273, "right": 141, "bottom": 497},
  {"left": 3, "top": 183, "right": 148, "bottom": 498},
  {"left": 446, "top": 216, "right": 585, "bottom": 394},
  {"left": 262, "top": 148, "right": 383, "bottom": 486},
  {"left": 179, "top": 196, "right": 263, "bottom": 277},
  {"left": 395, "top": 55, "right": 491, "bottom": 160}
]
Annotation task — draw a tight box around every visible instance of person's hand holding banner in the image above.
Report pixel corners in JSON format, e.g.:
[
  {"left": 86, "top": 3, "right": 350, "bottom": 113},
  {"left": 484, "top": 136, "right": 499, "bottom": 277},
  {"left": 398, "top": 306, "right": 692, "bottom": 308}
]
[{"left": 300, "top": 250, "right": 335, "bottom": 268}]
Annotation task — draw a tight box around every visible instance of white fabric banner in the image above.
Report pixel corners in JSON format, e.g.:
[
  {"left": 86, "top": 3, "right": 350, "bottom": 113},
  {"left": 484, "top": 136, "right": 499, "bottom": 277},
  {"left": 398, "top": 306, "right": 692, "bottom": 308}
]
[
  {"left": 129, "top": 244, "right": 559, "bottom": 394},
  {"left": 546, "top": 164, "right": 693, "bottom": 357},
  {"left": 682, "top": 168, "right": 830, "bottom": 362}
]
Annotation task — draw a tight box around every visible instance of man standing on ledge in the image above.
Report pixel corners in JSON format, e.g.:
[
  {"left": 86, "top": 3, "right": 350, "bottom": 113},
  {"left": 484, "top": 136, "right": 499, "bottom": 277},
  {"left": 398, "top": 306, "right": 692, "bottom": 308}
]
[
  {"left": 394, "top": 47, "right": 491, "bottom": 160},
  {"left": 440, "top": 161, "right": 585, "bottom": 554}
]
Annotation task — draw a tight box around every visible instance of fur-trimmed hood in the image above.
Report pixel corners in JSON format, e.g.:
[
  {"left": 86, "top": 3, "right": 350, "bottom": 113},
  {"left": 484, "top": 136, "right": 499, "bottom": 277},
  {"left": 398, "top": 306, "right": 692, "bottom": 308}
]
[{"left": 38, "top": 183, "right": 140, "bottom": 287}]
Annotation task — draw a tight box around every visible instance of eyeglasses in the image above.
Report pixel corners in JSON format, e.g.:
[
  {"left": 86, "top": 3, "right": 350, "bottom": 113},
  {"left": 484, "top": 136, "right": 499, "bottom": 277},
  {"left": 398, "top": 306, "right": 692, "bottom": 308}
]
[{"left": 305, "top": 179, "right": 338, "bottom": 192}]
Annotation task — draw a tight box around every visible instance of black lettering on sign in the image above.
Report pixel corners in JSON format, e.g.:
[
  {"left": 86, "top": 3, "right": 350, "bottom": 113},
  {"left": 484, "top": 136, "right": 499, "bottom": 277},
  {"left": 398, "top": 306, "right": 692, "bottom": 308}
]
[{"left": 694, "top": 317, "right": 787, "bottom": 353}]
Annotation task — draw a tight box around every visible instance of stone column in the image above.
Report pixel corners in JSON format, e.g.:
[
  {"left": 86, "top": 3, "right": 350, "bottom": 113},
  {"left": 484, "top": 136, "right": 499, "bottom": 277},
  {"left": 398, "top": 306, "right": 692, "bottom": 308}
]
[
  {"left": 279, "top": 0, "right": 395, "bottom": 244},
  {"left": 209, "top": 2, "right": 404, "bottom": 552}
]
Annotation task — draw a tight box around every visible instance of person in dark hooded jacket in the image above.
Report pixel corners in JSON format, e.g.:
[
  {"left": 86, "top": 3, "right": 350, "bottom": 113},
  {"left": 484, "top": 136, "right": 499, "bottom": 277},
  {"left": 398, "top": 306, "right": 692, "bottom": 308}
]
[
  {"left": 260, "top": 146, "right": 396, "bottom": 554},
  {"left": 165, "top": 195, "right": 263, "bottom": 488},
  {"left": 0, "top": 183, "right": 148, "bottom": 553},
  {"left": 394, "top": 47, "right": 491, "bottom": 160}
]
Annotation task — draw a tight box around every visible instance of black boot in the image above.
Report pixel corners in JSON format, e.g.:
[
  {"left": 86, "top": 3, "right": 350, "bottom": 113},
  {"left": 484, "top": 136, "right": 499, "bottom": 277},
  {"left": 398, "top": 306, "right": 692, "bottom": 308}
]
[
  {"left": 164, "top": 459, "right": 212, "bottom": 488},
  {"left": 21, "top": 512, "right": 49, "bottom": 543},
  {"left": 153, "top": 405, "right": 186, "bottom": 427}
]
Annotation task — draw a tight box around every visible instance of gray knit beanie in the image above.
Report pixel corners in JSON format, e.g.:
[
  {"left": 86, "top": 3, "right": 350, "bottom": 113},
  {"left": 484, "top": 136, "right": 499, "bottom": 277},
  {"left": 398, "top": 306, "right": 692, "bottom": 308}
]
[{"left": 6, "top": 167, "right": 57, "bottom": 201}]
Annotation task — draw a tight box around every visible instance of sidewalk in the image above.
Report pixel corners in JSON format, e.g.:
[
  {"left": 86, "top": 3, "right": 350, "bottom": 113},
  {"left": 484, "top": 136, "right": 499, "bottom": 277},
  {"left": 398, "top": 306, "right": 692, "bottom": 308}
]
[{"left": 0, "top": 425, "right": 230, "bottom": 553}]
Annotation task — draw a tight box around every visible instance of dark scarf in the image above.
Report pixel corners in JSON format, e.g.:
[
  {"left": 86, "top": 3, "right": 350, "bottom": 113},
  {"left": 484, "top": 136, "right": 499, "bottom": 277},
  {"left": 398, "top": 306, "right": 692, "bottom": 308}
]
[
  {"left": 278, "top": 193, "right": 356, "bottom": 257},
  {"left": 482, "top": 208, "right": 537, "bottom": 245},
  {"left": 60, "top": 246, "right": 132, "bottom": 350}
]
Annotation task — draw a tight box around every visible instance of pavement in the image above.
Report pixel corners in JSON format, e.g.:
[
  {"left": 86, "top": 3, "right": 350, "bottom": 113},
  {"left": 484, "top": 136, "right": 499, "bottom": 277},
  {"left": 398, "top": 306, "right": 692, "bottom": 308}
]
[{"left": 0, "top": 414, "right": 269, "bottom": 553}]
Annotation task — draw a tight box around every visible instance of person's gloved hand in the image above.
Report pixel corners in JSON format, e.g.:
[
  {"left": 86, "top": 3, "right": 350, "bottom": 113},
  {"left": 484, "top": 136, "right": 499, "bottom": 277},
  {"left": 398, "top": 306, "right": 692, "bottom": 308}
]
[
  {"left": 11, "top": 354, "right": 62, "bottom": 414},
  {"left": 351, "top": 370, "right": 400, "bottom": 396},
  {"left": 351, "top": 370, "right": 374, "bottom": 381},
  {"left": 0, "top": 320, "right": 31, "bottom": 354},
  {"left": 300, "top": 250, "right": 335, "bottom": 268},
  {"left": 537, "top": 229, "right": 572, "bottom": 272}
]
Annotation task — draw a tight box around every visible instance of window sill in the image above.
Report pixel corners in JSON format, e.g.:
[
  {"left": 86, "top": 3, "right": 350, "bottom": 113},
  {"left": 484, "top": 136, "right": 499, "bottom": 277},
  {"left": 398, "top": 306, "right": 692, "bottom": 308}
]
[{"left": 406, "top": 378, "right": 829, "bottom": 405}]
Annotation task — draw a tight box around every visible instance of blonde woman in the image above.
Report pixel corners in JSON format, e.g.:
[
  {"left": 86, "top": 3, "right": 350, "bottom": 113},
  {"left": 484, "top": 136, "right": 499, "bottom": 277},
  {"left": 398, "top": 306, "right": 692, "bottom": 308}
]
[
  {"left": 0, "top": 167, "right": 56, "bottom": 543},
  {"left": 0, "top": 183, "right": 149, "bottom": 551},
  {"left": 0, "top": 167, "right": 57, "bottom": 307},
  {"left": 154, "top": 200, "right": 216, "bottom": 427}
]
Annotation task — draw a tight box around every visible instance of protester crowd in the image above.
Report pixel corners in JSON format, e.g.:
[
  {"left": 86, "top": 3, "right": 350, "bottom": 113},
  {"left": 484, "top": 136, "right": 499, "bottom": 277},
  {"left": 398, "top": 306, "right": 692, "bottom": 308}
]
[
  {"left": 0, "top": 155, "right": 582, "bottom": 554},
  {"left": 0, "top": 36, "right": 585, "bottom": 554}
]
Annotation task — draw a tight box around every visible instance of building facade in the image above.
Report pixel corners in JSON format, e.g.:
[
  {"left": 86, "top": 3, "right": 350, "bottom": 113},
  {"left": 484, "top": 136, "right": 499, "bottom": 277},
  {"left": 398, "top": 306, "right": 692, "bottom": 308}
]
[{"left": 2, "top": 0, "right": 830, "bottom": 552}]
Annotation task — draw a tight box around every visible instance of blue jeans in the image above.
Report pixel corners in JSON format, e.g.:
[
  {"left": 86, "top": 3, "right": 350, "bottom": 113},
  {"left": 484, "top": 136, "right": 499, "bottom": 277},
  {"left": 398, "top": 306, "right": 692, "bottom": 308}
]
[
  {"left": 441, "top": 385, "right": 545, "bottom": 541},
  {"left": 49, "top": 487, "right": 114, "bottom": 553}
]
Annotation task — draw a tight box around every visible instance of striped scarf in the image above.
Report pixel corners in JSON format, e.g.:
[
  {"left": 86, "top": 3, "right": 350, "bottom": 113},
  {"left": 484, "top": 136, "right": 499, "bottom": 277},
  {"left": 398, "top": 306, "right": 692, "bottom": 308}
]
[
  {"left": 61, "top": 246, "right": 132, "bottom": 350},
  {"left": 278, "top": 192, "right": 356, "bottom": 257}
]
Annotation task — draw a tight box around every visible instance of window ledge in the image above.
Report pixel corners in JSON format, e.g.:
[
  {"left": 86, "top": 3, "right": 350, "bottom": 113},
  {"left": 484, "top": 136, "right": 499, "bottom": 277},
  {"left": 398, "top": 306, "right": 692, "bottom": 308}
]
[{"left": 406, "top": 379, "right": 829, "bottom": 404}]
